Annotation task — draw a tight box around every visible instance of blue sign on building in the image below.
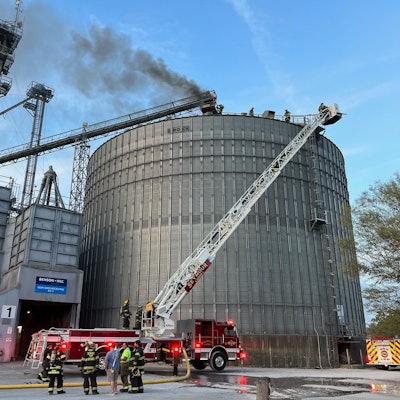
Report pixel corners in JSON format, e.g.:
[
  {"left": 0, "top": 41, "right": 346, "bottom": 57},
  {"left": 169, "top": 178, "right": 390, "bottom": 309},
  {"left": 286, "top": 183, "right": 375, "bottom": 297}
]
[{"left": 35, "top": 276, "right": 67, "bottom": 294}]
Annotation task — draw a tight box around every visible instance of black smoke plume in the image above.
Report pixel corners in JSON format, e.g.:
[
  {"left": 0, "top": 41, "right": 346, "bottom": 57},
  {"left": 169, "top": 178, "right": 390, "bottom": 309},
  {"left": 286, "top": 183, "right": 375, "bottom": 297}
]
[
  {"left": 12, "top": 1, "right": 204, "bottom": 117},
  {"left": 64, "top": 22, "right": 203, "bottom": 102}
]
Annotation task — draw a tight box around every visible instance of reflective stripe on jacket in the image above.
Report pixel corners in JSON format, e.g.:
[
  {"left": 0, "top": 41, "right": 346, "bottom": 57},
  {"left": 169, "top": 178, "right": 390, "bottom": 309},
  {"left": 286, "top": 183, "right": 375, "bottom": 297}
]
[
  {"left": 47, "top": 350, "right": 66, "bottom": 374},
  {"left": 129, "top": 347, "right": 145, "bottom": 373},
  {"left": 81, "top": 348, "right": 99, "bottom": 374}
]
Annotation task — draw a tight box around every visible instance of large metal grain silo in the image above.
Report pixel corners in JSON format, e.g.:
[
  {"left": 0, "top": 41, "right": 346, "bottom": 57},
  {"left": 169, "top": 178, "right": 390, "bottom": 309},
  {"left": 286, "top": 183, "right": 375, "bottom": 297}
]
[{"left": 80, "top": 111, "right": 366, "bottom": 367}]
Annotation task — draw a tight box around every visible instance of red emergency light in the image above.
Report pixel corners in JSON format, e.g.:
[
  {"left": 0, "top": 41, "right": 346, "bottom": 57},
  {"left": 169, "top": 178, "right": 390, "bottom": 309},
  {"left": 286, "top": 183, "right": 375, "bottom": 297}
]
[
  {"left": 172, "top": 345, "right": 180, "bottom": 354},
  {"left": 239, "top": 351, "right": 247, "bottom": 360},
  {"left": 195, "top": 341, "right": 201, "bottom": 348},
  {"left": 60, "top": 342, "right": 68, "bottom": 350},
  {"left": 227, "top": 319, "right": 234, "bottom": 326},
  {"left": 107, "top": 342, "right": 114, "bottom": 348}
]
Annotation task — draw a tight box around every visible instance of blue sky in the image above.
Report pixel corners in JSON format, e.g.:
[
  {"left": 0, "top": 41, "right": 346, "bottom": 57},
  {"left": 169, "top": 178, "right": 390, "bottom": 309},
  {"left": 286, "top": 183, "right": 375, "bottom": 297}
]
[{"left": 1, "top": 0, "right": 399, "bottom": 206}]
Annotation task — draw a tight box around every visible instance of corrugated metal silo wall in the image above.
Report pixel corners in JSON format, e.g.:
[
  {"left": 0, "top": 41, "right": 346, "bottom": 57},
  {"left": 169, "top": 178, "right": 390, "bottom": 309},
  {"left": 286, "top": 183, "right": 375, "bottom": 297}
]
[
  {"left": 241, "top": 334, "right": 339, "bottom": 368},
  {"left": 80, "top": 114, "right": 366, "bottom": 367}
]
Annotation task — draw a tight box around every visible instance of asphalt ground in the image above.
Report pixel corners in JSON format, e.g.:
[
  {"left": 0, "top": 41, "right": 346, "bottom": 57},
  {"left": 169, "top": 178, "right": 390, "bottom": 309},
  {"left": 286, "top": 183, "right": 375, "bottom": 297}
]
[{"left": 0, "top": 360, "right": 400, "bottom": 399}]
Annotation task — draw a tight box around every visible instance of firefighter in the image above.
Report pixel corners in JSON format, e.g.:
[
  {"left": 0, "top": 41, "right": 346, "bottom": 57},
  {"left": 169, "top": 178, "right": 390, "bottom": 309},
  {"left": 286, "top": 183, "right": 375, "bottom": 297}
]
[
  {"left": 318, "top": 103, "right": 328, "bottom": 113},
  {"left": 129, "top": 340, "right": 145, "bottom": 394},
  {"left": 134, "top": 305, "right": 143, "bottom": 329},
  {"left": 38, "top": 343, "right": 52, "bottom": 382},
  {"left": 80, "top": 341, "right": 100, "bottom": 395},
  {"left": 120, "top": 299, "right": 132, "bottom": 329},
  {"left": 47, "top": 343, "right": 66, "bottom": 395},
  {"left": 145, "top": 301, "right": 157, "bottom": 326},
  {"left": 284, "top": 109, "right": 291, "bottom": 122}
]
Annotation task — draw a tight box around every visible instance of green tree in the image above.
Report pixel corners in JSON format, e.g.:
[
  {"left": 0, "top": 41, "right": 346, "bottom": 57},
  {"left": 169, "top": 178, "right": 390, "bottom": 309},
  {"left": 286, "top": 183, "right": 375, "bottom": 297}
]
[
  {"left": 352, "top": 173, "right": 400, "bottom": 335},
  {"left": 367, "top": 309, "right": 400, "bottom": 337}
]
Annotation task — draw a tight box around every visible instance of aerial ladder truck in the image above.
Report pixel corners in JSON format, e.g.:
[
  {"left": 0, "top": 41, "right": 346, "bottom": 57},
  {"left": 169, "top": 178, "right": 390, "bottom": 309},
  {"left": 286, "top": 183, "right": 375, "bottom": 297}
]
[
  {"left": 138, "top": 103, "right": 342, "bottom": 370},
  {"left": 141, "top": 103, "right": 343, "bottom": 339}
]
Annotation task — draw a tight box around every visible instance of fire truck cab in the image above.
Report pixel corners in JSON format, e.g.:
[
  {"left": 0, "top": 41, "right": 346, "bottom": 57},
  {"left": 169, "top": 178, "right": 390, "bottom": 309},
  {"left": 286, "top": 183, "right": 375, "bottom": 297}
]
[{"left": 176, "top": 318, "right": 245, "bottom": 371}]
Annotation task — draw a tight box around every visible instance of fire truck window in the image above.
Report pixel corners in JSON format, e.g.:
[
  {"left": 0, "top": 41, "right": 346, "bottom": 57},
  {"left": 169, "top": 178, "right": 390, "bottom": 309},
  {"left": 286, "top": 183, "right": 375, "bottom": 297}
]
[
  {"left": 202, "top": 326, "right": 209, "bottom": 336},
  {"left": 225, "top": 327, "right": 234, "bottom": 335}
]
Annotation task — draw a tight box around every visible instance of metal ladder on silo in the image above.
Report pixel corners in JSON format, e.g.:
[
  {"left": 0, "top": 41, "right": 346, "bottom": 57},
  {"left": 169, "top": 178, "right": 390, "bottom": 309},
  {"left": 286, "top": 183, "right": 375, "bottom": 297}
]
[
  {"left": 308, "top": 132, "right": 353, "bottom": 339},
  {"left": 307, "top": 131, "right": 340, "bottom": 342}
]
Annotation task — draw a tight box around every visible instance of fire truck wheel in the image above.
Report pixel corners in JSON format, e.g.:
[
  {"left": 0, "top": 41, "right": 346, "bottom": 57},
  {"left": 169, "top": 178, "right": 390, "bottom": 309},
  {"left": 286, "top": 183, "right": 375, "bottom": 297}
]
[
  {"left": 97, "top": 353, "right": 107, "bottom": 373},
  {"left": 210, "top": 351, "right": 227, "bottom": 371},
  {"left": 191, "top": 360, "right": 207, "bottom": 370}
]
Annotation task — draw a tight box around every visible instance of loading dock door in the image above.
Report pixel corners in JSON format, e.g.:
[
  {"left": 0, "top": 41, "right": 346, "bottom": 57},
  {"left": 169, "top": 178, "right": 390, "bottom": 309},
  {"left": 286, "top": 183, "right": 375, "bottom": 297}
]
[{"left": 16, "top": 300, "right": 72, "bottom": 358}]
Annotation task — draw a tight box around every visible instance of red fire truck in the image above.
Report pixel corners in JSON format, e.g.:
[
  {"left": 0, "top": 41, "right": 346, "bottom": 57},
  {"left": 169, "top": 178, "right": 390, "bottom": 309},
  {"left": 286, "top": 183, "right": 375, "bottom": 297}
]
[
  {"left": 25, "top": 327, "right": 177, "bottom": 370},
  {"left": 138, "top": 103, "right": 341, "bottom": 364},
  {"left": 176, "top": 319, "right": 244, "bottom": 371},
  {"left": 25, "top": 318, "right": 244, "bottom": 372}
]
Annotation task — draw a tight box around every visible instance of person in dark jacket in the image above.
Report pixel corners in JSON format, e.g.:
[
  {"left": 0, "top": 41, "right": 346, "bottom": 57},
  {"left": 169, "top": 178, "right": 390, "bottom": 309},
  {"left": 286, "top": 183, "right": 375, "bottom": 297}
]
[
  {"left": 80, "top": 341, "right": 100, "bottom": 395},
  {"left": 47, "top": 343, "right": 66, "bottom": 395},
  {"left": 120, "top": 299, "right": 132, "bottom": 329},
  {"left": 38, "top": 343, "right": 52, "bottom": 382},
  {"left": 129, "top": 340, "right": 145, "bottom": 393}
]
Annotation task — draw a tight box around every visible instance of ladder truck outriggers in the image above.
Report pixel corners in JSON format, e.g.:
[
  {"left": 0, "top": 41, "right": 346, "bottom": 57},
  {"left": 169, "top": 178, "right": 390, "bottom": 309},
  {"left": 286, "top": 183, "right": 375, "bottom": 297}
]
[{"left": 140, "top": 102, "right": 342, "bottom": 371}]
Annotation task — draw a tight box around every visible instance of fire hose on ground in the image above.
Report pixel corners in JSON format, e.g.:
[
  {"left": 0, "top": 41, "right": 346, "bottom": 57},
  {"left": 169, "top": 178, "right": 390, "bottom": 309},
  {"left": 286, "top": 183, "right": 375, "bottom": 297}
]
[{"left": 0, "top": 349, "right": 190, "bottom": 390}]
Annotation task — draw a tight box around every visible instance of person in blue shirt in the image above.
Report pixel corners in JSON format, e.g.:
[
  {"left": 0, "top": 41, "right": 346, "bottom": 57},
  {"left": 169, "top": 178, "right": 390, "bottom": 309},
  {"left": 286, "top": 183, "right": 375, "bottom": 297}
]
[{"left": 104, "top": 345, "right": 121, "bottom": 395}]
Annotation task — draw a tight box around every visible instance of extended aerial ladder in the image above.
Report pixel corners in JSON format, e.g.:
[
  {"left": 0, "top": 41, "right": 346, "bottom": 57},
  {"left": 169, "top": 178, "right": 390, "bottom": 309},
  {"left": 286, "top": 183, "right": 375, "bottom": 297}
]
[{"left": 143, "top": 103, "right": 343, "bottom": 338}]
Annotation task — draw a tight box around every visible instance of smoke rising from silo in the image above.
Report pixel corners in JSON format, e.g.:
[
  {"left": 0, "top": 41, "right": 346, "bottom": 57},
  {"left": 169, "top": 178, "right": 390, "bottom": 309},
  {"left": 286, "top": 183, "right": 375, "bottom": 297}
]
[
  {"left": 64, "top": 22, "right": 203, "bottom": 101},
  {"left": 12, "top": 2, "right": 204, "bottom": 116}
]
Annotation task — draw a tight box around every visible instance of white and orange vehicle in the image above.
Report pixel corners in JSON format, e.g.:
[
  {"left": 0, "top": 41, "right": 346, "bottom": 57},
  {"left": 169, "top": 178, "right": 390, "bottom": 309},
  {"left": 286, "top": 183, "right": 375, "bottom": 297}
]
[{"left": 366, "top": 337, "right": 400, "bottom": 369}]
